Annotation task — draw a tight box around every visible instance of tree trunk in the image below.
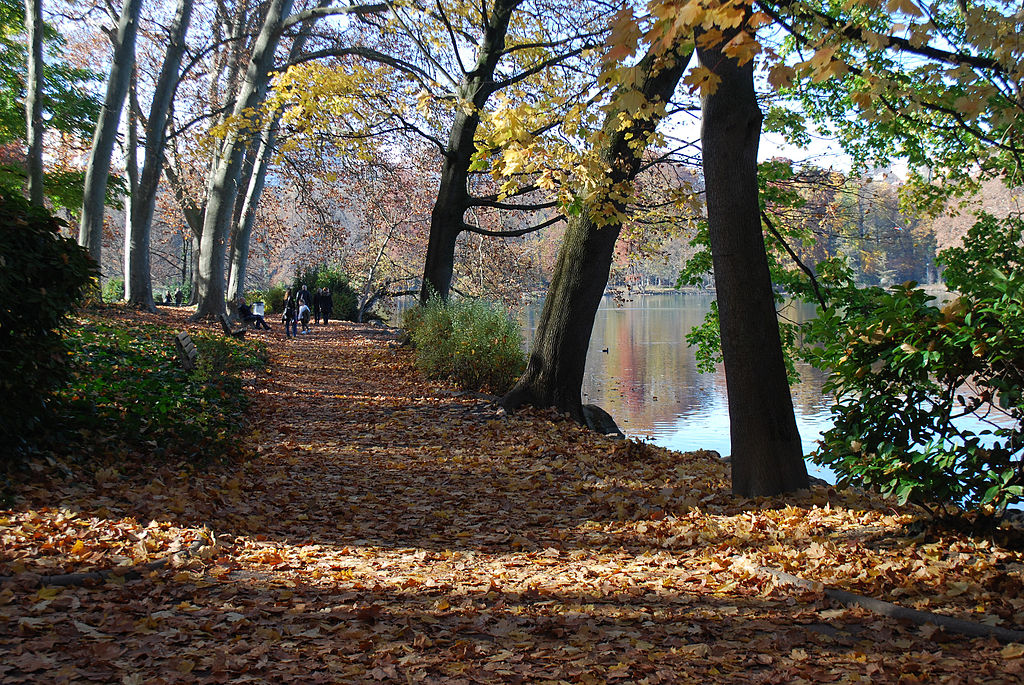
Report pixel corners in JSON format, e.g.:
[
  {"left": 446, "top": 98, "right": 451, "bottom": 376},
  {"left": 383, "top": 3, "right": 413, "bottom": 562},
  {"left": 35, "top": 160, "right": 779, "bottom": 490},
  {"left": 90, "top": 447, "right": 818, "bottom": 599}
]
[
  {"left": 123, "top": 73, "right": 139, "bottom": 303},
  {"left": 127, "top": 0, "right": 194, "bottom": 312},
  {"left": 78, "top": 0, "right": 143, "bottom": 268},
  {"left": 697, "top": 32, "right": 808, "bottom": 496},
  {"left": 194, "top": 0, "right": 294, "bottom": 320},
  {"left": 418, "top": 0, "right": 523, "bottom": 303},
  {"left": 24, "top": 0, "right": 45, "bottom": 206},
  {"left": 502, "top": 44, "right": 691, "bottom": 424},
  {"left": 227, "top": 125, "right": 273, "bottom": 302},
  {"left": 227, "top": 9, "right": 317, "bottom": 303}
]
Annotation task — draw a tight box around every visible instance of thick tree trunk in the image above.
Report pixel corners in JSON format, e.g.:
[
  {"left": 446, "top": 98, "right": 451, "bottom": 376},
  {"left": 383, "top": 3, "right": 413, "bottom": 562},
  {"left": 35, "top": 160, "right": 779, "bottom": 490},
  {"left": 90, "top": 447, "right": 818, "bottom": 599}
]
[
  {"left": 418, "top": 0, "right": 523, "bottom": 303},
  {"left": 78, "top": 0, "right": 143, "bottom": 267},
  {"left": 127, "top": 0, "right": 194, "bottom": 312},
  {"left": 502, "top": 45, "right": 691, "bottom": 424},
  {"left": 697, "top": 34, "right": 808, "bottom": 496},
  {"left": 24, "top": 0, "right": 45, "bottom": 206},
  {"left": 194, "top": 0, "right": 294, "bottom": 320}
]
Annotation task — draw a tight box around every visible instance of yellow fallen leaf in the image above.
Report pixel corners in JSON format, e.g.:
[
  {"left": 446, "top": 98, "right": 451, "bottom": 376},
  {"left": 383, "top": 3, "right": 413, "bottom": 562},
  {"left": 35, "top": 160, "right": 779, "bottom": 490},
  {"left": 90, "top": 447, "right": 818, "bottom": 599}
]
[{"left": 1001, "top": 643, "right": 1024, "bottom": 659}]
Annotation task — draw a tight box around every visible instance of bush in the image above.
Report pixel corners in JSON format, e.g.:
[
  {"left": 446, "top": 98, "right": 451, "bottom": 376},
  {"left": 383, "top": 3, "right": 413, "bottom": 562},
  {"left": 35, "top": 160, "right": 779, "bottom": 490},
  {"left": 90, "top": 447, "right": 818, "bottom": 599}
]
[
  {"left": 406, "top": 297, "right": 525, "bottom": 394},
  {"left": 0, "top": 190, "right": 96, "bottom": 461},
  {"left": 293, "top": 264, "right": 358, "bottom": 320},
  {"left": 101, "top": 277, "right": 124, "bottom": 303},
  {"left": 804, "top": 213, "right": 1024, "bottom": 524},
  {"left": 255, "top": 285, "right": 287, "bottom": 315},
  {"left": 54, "top": 316, "right": 268, "bottom": 465}
]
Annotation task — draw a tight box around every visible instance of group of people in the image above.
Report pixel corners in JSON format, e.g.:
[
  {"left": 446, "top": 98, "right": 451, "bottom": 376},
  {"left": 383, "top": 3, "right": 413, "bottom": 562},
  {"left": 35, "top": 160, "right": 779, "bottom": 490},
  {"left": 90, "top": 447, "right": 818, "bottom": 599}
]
[
  {"left": 280, "top": 285, "right": 333, "bottom": 338},
  {"left": 232, "top": 284, "right": 335, "bottom": 337}
]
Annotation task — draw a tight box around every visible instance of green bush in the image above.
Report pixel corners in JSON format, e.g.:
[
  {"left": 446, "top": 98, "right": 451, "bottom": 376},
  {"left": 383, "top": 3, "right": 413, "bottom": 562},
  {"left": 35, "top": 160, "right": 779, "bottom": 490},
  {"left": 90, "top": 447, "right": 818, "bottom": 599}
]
[
  {"left": 406, "top": 297, "right": 525, "bottom": 394},
  {"left": 254, "top": 284, "right": 287, "bottom": 314},
  {"left": 0, "top": 190, "right": 96, "bottom": 461},
  {"left": 294, "top": 264, "right": 357, "bottom": 320},
  {"left": 54, "top": 316, "right": 268, "bottom": 465},
  {"left": 101, "top": 277, "right": 124, "bottom": 303},
  {"left": 804, "top": 213, "right": 1024, "bottom": 524}
]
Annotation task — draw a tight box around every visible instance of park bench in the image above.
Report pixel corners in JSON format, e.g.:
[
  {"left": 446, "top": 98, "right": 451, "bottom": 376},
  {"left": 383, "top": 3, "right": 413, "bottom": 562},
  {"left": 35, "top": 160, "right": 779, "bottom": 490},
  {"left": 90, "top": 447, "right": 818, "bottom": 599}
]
[
  {"left": 174, "top": 332, "right": 199, "bottom": 371},
  {"left": 219, "top": 313, "right": 246, "bottom": 339}
]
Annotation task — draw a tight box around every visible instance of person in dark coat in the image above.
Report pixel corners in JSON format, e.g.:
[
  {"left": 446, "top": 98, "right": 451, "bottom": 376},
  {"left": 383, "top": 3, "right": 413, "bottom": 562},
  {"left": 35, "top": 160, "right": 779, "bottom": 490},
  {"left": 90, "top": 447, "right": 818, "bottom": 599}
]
[
  {"left": 312, "top": 287, "right": 322, "bottom": 325},
  {"left": 320, "top": 287, "right": 333, "bottom": 325},
  {"left": 237, "top": 297, "right": 270, "bottom": 330},
  {"left": 297, "top": 284, "right": 313, "bottom": 308},
  {"left": 282, "top": 290, "right": 297, "bottom": 338}
]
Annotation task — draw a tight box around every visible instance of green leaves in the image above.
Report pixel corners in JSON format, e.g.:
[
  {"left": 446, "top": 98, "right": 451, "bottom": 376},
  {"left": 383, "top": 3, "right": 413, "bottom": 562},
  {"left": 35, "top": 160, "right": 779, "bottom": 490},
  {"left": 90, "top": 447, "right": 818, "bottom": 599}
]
[{"left": 804, "top": 213, "right": 1024, "bottom": 524}]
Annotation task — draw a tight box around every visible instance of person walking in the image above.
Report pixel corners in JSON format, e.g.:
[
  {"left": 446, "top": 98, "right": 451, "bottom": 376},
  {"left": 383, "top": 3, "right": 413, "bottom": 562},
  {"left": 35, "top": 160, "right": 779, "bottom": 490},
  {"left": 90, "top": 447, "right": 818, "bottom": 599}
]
[
  {"left": 320, "top": 287, "right": 333, "bottom": 325},
  {"left": 282, "top": 290, "right": 297, "bottom": 338},
  {"left": 313, "top": 287, "right": 322, "bottom": 325}
]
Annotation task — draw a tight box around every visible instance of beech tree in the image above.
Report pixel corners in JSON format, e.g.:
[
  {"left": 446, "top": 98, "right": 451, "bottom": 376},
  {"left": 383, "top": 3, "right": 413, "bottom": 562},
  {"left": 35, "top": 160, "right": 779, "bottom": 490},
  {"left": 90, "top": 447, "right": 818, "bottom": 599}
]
[
  {"left": 23, "top": 0, "right": 43, "bottom": 205},
  {"left": 502, "top": 37, "right": 693, "bottom": 427},
  {"left": 78, "top": 0, "right": 143, "bottom": 267},
  {"left": 125, "top": 0, "right": 194, "bottom": 311}
]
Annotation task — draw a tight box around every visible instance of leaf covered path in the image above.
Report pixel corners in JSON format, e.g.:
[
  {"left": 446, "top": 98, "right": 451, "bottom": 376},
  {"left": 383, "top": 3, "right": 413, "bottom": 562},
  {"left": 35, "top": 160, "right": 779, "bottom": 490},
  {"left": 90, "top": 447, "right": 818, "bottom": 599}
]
[{"left": 3, "top": 310, "right": 1024, "bottom": 683}]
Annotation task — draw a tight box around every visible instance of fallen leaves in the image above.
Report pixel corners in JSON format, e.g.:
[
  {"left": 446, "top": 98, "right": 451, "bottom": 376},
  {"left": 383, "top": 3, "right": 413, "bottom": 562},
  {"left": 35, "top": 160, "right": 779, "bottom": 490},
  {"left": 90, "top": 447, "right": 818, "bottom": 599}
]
[{"left": 1, "top": 308, "right": 1022, "bottom": 682}]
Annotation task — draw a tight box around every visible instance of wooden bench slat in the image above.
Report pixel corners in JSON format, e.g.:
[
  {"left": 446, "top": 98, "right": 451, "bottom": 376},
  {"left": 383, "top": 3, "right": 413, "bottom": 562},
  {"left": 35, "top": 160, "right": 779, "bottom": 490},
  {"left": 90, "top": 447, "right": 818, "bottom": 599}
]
[
  {"left": 174, "top": 331, "right": 199, "bottom": 371},
  {"left": 219, "top": 313, "right": 246, "bottom": 339}
]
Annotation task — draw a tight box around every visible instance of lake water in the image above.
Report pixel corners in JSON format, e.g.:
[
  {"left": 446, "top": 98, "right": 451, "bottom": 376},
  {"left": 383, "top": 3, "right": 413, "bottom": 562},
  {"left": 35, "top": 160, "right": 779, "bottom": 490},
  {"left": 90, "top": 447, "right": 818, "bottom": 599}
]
[{"left": 522, "top": 292, "right": 839, "bottom": 480}]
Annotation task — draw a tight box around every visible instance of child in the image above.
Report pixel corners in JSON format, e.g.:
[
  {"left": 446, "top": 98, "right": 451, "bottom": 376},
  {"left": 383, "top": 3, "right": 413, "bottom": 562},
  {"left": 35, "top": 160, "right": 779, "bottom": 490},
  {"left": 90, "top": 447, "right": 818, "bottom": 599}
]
[{"left": 298, "top": 300, "right": 311, "bottom": 333}]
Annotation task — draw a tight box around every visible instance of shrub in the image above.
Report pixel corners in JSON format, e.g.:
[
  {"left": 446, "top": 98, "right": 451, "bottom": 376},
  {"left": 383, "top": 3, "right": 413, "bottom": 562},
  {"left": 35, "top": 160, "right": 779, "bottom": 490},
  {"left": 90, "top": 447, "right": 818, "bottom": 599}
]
[
  {"left": 0, "top": 190, "right": 96, "bottom": 461},
  {"left": 256, "top": 285, "right": 287, "bottom": 314},
  {"left": 293, "top": 264, "right": 358, "bottom": 320},
  {"left": 804, "top": 213, "right": 1024, "bottom": 524},
  {"left": 54, "top": 316, "right": 268, "bottom": 465},
  {"left": 406, "top": 297, "right": 525, "bottom": 394},
  {"left": 101, "top": 277, "right": 125, "bottom": 303}
]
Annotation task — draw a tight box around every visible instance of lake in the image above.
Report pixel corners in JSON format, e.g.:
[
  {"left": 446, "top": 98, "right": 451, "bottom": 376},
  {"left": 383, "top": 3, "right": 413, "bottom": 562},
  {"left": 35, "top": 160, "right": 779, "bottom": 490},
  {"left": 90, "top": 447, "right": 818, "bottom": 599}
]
[{"left": 522, "top": 292, "right": 838, "bottom": 480}]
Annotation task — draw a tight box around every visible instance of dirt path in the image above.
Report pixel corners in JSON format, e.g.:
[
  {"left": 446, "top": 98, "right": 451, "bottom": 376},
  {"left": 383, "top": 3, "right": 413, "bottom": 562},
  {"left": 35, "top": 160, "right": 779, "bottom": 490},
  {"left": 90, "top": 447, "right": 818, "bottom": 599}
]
[{"left": 2, "top": 314, "right": 1021, "bottom": 683}]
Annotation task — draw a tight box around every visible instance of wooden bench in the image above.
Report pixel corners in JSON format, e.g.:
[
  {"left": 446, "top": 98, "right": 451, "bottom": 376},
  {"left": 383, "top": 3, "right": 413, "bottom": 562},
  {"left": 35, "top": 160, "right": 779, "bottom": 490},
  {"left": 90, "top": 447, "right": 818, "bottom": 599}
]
[
  {"left": 174, "top": 332, "right": 199, "bottom": 371},
  {"left": 219, "top": 313, "right": 246, "bottom": 339}
]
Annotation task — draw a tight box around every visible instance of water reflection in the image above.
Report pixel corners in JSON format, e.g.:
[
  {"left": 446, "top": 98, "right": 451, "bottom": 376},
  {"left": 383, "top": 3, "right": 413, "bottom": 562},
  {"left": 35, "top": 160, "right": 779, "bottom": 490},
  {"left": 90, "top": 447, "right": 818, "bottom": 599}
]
[{"left": 522, "top": 293, "right": 838, "bottom": 481}]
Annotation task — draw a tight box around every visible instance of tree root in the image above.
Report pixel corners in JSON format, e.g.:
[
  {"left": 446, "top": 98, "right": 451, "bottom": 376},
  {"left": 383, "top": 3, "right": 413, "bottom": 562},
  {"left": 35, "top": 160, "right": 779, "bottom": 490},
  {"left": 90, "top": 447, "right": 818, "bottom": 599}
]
[
  {"left": 761, "top": 566, "right": 1024, "bottom": 642},
  {"left": 0, "top": 530, "right": 214, "bottom": 589}
]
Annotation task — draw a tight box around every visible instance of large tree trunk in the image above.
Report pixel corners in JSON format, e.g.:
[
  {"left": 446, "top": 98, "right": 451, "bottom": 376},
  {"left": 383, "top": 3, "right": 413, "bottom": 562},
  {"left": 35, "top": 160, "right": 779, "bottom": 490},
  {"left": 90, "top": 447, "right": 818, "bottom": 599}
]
[
  {"left": 502, "top": 44, "right": 691, "bottom": 424},
  {"left": 126, "top": 0, "right": 194, "bottom": 312},
  {"left": 697, "top": 33, "right": 808, "bottom": 496},
  {"left": 77, "top": 0, "right": 143, "bottom": 268},
  {"left": 24, "top": 0, "right": 45, "bottom": 206},
  {"left": 194, "top": 0, "right": 294, "bottom": 320},
  {"left": 418, "top": 0, "right": 523, "bottom": 303}
]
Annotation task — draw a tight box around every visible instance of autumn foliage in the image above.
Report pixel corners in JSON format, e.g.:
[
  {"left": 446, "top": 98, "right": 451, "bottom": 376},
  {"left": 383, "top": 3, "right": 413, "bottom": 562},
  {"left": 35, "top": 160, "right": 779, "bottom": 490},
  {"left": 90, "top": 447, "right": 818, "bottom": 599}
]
[{"left": 2, "top": 308, "right": 1023, "bottom": 682}]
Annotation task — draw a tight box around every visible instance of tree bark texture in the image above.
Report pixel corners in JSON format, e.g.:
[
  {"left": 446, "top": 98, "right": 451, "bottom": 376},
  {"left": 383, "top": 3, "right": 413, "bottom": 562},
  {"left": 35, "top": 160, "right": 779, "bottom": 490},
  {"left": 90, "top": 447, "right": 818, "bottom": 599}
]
[
  {"left": 24, "top": 0, "right": 45, "bottom": 206},
  {"left": 194, "top": 0, "right": 294, "bottom": 319},
  {"left": 697, "top": 34, "right": 809, "bottom": 496},
  {"left": 123, "top": 74, "right": 139, "bottom": 303},
  {"left": 78, "top": 0, "right": 143, "bottom": 269},
  {"left": 227, "top": 7, "right": 318, "bottom": 303},
  {"left": 502, "top": 45, "right": 691, "bottom": 423},
  {"left": 419, "top": 0, "right": 523, "bottom": 302},
  {"left": 127, "top": 0, "right": 194, "bottom": 312}
]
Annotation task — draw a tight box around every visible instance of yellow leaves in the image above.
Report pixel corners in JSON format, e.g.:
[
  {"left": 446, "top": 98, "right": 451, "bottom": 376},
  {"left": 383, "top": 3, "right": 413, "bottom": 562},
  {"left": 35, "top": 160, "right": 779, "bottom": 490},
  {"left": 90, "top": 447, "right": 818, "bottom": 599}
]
[{"left": 682, "top": 65, "right": 722, "bottom": 97}]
